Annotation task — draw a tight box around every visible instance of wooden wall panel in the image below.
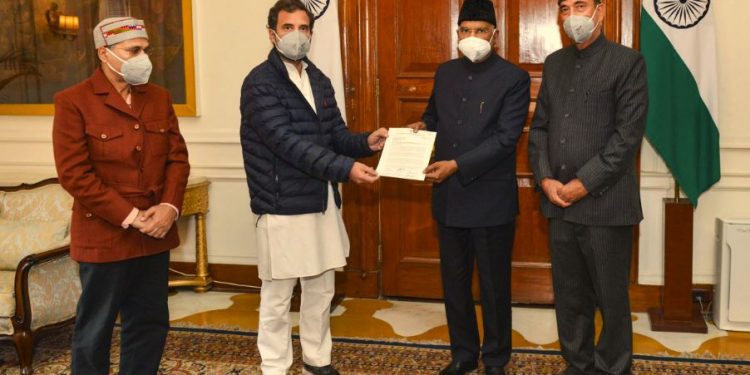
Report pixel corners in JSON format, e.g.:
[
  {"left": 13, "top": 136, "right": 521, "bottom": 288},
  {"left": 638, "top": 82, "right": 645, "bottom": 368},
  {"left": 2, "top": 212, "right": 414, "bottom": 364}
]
[
  {"left": 397, "top": 99, "right": 430, "bottom": 126},
  {"left": 396, "top": 0, "right": 456, "bottom": 77},
  {"left": 339, "top": 0, "right": 381, "bottom": 298},
  {"left": 518, "top": 0, "right": 564, "bottom": 64}
]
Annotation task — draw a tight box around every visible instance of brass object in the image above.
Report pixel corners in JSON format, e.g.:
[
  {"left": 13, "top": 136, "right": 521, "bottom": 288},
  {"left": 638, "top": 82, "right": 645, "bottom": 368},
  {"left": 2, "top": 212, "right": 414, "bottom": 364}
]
[
  {"left": 46, "top": 3, "right": 79, "bottom": 40},
  {"left": 169, "top": 177, "right": 213, "bottom": 292}
]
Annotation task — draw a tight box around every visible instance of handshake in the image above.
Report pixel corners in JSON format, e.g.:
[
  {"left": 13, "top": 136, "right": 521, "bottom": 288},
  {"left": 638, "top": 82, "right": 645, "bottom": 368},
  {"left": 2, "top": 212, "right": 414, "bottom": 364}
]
[{"left": 130, "top": 204, "right": 178, "bottom": 239}]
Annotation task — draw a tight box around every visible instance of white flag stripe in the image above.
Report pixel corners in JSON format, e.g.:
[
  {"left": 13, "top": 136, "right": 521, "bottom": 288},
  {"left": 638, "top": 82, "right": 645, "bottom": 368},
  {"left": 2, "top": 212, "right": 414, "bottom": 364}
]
[
  {"left": 308, "top": 0, "right": 347, "bottom": 120},
  {"left": 642, "top": 2, "right": 719, "bottom": 124}
]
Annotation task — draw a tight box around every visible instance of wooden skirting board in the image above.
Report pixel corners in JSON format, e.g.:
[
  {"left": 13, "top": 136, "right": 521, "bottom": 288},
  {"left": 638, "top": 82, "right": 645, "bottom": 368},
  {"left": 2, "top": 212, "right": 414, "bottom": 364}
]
[{"left": 169, "top": 262, "right": 713, "bottom": 313}]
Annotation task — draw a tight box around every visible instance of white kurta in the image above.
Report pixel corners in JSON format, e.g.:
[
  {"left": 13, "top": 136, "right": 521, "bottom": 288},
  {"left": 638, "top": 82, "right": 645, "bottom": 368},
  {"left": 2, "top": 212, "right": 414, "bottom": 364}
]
[
  {"left": 255, "top": 60, "right": 350, "bottom": 281},
  {"left": 256, "top": 185, "right": 349, "bottom": 280}
]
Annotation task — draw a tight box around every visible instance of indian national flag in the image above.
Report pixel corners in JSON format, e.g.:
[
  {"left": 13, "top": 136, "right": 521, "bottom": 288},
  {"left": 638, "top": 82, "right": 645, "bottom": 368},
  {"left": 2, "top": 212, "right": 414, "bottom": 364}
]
[
  {"left": 641, "top": 0, "right": 720, "bottom": 206},
  {"left": 305, "top": 0, "right": 347, "bottom": 120}
]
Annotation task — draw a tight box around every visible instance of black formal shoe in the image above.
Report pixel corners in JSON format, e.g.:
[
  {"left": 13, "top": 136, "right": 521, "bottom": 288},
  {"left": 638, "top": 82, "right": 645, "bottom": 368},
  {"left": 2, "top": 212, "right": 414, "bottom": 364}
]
[
  {"left": 485, "top": 365, "right": 506, "bottom": 375},
  {"left": 439, "top": 360, "right": 478, "bottom": 375},
  {"left": 303, "top": 363, "right": 340, "bottom": 375}
]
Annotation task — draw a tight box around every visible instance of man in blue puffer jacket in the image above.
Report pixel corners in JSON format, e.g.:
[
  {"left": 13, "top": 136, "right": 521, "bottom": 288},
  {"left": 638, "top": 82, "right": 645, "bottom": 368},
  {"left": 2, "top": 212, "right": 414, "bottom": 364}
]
[{"left": 239, "top": 1, "right": 388, "bottom": 374}]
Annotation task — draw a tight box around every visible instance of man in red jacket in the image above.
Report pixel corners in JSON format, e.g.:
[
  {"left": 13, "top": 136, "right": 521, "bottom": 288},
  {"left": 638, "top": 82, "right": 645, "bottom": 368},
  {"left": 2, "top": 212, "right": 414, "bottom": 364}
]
[{"left": 52, "top": 16, "right": 189, "bottom": 375}]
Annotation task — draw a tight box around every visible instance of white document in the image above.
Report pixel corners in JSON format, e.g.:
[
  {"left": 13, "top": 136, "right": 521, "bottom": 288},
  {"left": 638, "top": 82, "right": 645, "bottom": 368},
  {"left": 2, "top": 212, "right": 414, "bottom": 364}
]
[{"left": 376, "top": 128, "right": 436, "bottom": 181}]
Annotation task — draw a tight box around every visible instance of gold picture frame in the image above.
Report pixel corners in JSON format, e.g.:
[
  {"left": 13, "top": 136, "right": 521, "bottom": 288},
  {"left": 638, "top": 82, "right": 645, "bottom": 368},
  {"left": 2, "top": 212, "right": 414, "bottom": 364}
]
[{"left": 0, "top": 0, "right": 196, "bottom": 117}]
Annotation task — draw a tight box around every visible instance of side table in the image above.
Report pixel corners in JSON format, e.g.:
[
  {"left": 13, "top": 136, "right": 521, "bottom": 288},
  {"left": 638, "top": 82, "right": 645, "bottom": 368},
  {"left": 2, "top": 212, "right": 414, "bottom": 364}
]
[{"left": 169, "top": 176, "right": 213, "bottom": 292}]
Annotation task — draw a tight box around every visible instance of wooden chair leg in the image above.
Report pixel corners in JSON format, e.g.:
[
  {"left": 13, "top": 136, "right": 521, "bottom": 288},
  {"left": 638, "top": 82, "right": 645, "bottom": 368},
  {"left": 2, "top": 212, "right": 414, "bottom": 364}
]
[{"left": 13, "top": 331, "right": 35, "bottom": 375}]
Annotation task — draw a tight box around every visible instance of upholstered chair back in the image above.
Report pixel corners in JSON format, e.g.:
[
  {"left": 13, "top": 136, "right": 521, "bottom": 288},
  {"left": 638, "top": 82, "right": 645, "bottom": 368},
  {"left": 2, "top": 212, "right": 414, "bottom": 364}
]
[{"left": 0, "top": 184, "right": 73, "bottom": 270}]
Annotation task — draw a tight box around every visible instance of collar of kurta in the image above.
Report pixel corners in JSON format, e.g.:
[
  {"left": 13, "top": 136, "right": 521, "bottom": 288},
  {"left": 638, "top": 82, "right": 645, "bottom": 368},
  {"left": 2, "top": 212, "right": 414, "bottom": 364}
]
[
  {"left": 282, "top": 59, "right": 309, "bottom": 77},
  {"left": 90, "top": 67, "right": 147, "bottom": 95},
  {"left": 574, "top": 33, "right": 607, "bottom": 59}
]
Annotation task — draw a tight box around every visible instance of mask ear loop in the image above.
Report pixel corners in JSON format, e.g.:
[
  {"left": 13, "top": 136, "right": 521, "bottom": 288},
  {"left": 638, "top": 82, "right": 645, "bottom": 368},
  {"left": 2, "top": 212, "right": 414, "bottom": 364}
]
[
  {"left": 590, "top": 5, "right": 602, "bottom": 31},
  {"left": 106, "top": 48, "right": 127, "bottom": 63},
  {"left": 104, "top": 48, "right": 126, "bottom": 78}
]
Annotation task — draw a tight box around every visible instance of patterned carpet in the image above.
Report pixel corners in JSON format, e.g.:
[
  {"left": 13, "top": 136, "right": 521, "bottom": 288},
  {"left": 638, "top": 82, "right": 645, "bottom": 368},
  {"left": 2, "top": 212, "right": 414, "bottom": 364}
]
[{"left": 1, "top": 325, "right": 749, "bottom": 374}]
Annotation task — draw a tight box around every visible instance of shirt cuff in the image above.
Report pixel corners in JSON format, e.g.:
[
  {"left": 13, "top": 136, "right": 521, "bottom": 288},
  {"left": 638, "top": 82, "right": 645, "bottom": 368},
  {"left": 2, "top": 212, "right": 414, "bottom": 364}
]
[
  {"left": 121, "top": 208, "right": 139, "bottom": 229},
  {"left": 160, "top": 202, "right": 180, "bottom": 221}
]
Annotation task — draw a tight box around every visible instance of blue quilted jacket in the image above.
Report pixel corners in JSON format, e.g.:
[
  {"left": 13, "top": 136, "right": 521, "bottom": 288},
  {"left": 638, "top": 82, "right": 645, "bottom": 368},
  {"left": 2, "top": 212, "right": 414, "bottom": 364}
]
[{"left": 240, "top": 49, "right": 373, "bottom": 215}]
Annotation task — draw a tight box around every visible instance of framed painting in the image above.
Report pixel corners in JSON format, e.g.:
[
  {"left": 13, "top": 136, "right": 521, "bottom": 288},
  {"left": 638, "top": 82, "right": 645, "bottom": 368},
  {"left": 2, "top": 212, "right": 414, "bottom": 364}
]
[{"left": 0, "top": 0, "right": 196, "bottom": 116}]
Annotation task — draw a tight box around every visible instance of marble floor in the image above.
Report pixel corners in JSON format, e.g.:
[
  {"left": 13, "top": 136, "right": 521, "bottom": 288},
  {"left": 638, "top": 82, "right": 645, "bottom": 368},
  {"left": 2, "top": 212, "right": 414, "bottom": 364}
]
[{"left": 168, "top": 290, "right": 750, "bottom": 360}]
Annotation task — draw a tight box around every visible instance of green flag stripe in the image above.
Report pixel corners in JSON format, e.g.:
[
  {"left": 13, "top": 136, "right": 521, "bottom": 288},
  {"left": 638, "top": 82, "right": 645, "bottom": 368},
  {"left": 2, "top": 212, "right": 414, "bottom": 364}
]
[{"left": 641, "top": 10, "right": 720, "bottom": 206}]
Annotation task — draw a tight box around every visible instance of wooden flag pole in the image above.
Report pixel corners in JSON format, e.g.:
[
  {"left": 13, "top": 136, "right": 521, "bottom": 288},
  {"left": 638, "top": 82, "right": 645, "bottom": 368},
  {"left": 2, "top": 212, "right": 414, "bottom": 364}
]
[{"left": 648, "top": 179, "right": 707, "bottom": 332}]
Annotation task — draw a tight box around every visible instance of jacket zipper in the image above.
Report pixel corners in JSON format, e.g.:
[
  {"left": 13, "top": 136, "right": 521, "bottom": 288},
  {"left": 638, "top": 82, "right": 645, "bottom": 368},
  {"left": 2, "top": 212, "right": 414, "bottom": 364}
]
[{"left": 273, "top": 157, "right": 280, "bottom": 209}]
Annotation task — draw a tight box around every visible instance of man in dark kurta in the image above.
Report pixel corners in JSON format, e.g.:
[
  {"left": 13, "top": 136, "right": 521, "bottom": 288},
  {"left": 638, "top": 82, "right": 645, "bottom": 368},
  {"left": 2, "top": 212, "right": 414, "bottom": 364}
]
[
  {"left": 528, "top": 0, "right": 648, "bottom": 374},
  {"left": 409, "top": 1, "right": 529, "bottom": 373}
]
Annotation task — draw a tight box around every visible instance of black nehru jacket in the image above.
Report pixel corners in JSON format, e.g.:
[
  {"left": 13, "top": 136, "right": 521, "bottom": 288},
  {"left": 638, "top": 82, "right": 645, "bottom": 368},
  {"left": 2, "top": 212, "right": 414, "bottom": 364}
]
[
  {"left": 423, "top": 54, "right": 530, "bottom": 228},
  {"left": 528, "top": 34, "right": 649, "bottom": 226}
]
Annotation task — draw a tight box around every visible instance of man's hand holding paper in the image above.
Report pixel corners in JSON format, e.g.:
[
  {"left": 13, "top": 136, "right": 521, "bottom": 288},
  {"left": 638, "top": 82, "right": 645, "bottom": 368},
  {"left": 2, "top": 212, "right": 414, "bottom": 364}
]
[{"left": 376, "top": 127, "right": 437, "bottom": 181}]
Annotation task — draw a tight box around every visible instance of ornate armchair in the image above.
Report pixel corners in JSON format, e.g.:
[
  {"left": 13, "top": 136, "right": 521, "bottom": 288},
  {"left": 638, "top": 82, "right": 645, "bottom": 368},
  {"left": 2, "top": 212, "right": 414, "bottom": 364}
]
[{"left": 0, "top": 178, "right": 81, "bottom": 374}]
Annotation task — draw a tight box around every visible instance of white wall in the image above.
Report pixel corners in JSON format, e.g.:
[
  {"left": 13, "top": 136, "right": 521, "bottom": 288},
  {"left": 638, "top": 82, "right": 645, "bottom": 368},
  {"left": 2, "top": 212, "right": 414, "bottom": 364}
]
[
  {"left": 167, "top": 0, "right": 276, "bottom": 265},
  {"left": 1, "top": 0, "right": 748, "bottom": 285}
]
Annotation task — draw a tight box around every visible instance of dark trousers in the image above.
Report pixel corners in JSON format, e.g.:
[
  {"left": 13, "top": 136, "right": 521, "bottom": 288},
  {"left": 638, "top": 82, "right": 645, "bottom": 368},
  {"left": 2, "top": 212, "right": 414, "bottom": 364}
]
[
  {"left": 437, "top": 221, "right": 514, "bottom": 367},
  {"left": 71, "top": 251, "right": 170, "bottom": 375},
  {"left": 549, "top": 219, "right": 633, "bottom": 375}
]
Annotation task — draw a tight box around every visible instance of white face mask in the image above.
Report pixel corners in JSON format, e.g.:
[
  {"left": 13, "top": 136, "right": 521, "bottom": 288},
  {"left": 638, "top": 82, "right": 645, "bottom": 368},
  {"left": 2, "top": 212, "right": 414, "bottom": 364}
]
[
  {"left": 105, "top": 48, "right": 153, "bottom": 85},
  {"left": 458, "top": 33, "right": 494, "bottom": 63},
  {"left": 273, "top": 30, "right": 311, "bottom": 61},
  {"left": 563, "top": 5, "right": 600, "bottom": 44}
]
